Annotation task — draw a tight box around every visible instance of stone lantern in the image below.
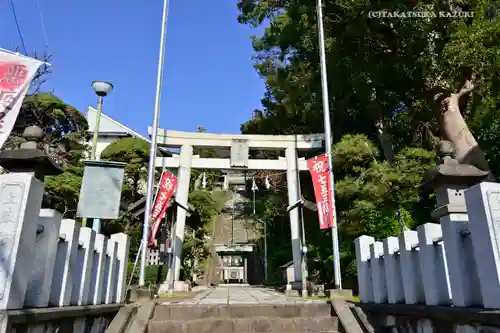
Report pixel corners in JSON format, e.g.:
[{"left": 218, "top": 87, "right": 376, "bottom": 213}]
[
  {"left": 0, "top": 125, "right": 63, "bottom": 181},
  {"left": 420, "top": 140, "right": 490, "bottom": 221},
  {"left": 0, "top": 126, "right": 63, "bottom": 208}
]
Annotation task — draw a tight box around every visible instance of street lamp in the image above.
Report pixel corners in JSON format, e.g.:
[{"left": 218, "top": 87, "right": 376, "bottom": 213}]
[
  {"left": 90, "top": 80, "right": 113, "bottom": 160},
  {"left": 86, "top": 80, "right": 113, "bottom": 232}
]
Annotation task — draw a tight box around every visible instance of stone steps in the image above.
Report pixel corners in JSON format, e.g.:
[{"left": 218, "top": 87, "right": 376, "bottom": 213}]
[
  {"left": 148, "top": 303, "right": 338, "bottom": 333},
  {"left": 152, "top": 303, "right": 332, "bottom": 319},
  {"left": 148, "top": 317, "right": 337, "bottom": 333}
]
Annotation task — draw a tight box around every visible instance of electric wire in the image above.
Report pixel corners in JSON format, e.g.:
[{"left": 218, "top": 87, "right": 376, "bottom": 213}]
[
  {"left": 35, "top": 0, "right": 49, "bottom": 50},
  {"left": 9, "top": 0, "right": 28, "bottom": 54}
]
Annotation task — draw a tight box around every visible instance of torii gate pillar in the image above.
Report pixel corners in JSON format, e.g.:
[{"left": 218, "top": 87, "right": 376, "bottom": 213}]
[
  {"left": 170, "top": 144, "right": 192, "bottom": 288},
  {"left": 286, "top": 145, "right": 303, "bottom": 281}
]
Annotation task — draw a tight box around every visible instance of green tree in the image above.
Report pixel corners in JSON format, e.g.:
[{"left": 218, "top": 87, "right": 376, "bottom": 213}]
[
  {"left": 238, "top": 0, "right": 500, "bottom": 173},
  {"left": 100, "top": 137, "right": 151, "bottom": 205},
  {"left": 98, "top": 137, "right": 153, "bottom": 257},
  {"left": 236, "top": 0, "right": 499, "bottom": 284},
  {"left": 6, "top": 93, "right": 90, "bottom": 219}
]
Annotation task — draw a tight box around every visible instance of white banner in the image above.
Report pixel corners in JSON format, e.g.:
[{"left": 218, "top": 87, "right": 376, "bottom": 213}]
[{"left": 0, "top": 50, "right": 44, "bottom": 149}]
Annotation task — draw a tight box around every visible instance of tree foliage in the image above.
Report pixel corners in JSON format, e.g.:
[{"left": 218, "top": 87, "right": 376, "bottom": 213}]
[
  {"left": 101, "top": 137, "right": 151, "bottom": 203},
  {"left": 238, "top": 0, "right": 500, "bottom": 172},
  {"left": 235, "top": 0, "right": 498, "bottom": 283},
  {"left": 7, "top": 93, "right": 90, "bottom": 219},
  {"left": 99, "top": 137, "right": 152, "bottom": 254}
]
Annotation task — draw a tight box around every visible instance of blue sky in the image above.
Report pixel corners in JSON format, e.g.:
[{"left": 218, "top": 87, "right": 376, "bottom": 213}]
[{"left": 0, "top": 0, "right": 266, "bottom": 135}]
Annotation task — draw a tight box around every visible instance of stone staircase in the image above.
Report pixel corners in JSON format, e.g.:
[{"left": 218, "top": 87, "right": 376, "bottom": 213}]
[
  {"left": 148, "top": 303, "right": 338, "bottom": 333},
  {"left": 204, "top": 189, "right": 259, "bottom": 285},
  {"left": 228, "top": 189, "right": 251, "bottom": 243}
]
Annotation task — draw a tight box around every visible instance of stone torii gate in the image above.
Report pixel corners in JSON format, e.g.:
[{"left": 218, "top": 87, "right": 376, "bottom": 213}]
[{"left": 150, "top": 128, "right": 324, "bottom": 291}]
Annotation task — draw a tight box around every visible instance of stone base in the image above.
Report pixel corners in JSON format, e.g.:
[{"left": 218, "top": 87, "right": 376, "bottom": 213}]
[
  {"left": 128, "top": 287, "right": 154, "bottom": 303},
  {"left": 157, "top": 281, "right": 171, "bottom": 294},
  {"left": 171, "top": 281, "right": 193, "bottom": 292},
  {"left": 285, "top": 289, "right": 300, "bottom": 297},
  {"left": 288, "top": 281, "right": 303, "bottom": 290},
  {"left": 327, "top": 288, "right": 353, "bottom": 299},
  {"left": 219, "top": 283, "right": 250, "bottom": 287},
  {"left": 172, "top": 281, "right": 185, "bottom": 292},
  {"left": 301, "top": 289, "right": 309, "bottom": 297}
]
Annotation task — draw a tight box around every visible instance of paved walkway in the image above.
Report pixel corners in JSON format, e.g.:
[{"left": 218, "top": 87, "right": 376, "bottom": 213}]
[{"left": 161, "top": 286, "right": 325, "bottom": 305}]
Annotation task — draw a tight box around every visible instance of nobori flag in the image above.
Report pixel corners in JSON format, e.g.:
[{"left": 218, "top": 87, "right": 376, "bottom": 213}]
[{"left": 0, "top": 50, "right": 44, "bottom": 149}]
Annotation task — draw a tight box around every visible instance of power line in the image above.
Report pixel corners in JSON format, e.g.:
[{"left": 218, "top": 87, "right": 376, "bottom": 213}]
[
  {"left": 35, "top": 0, "right": 49, "bottom": 50},
  {"left": 9, "top": 0, "right": 28, "bottom": 54}
]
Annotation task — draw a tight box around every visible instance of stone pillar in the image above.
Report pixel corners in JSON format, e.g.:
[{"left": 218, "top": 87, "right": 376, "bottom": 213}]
[
  {"left": 110, "top": 233, "right": 130, "bottom": 303},
  {"left": 89, "top": 234, "right": 108, "bottom": 305},
  {"left": 419, "top": 140, "right": 488, "bottom": 307},
  {"left": 172, "top": 144, "right": 193, "bottom": 289},
  {"left": 383, "top": 236, "right": 404, "bottom": 304},
  {"left": 465, "top": 182, "right": 500, "bottom": 308},
  {"left": 25, "top": 209, "right": 62, "bottom": 308},
  {"left": 354, "top": 235, "right": 375, "bottom": 303},
  {"left": 370, "top": 241, "right": 387, "bottom": 303},
  {"left": 104, "top": 238, "right": 118, "bottom": 304},
  {"left": 50, "top": 219, "right": 81, "bottom": 306},
  {"left": 70, "top": 227, "right": 96, "bottom": 306},
  {"left": 398, "top": 230, "right": 424, "bottom": 304},
  {"left": 0, "top": 173, "right": 45, "bottom": 310},
  {"left": 440, "top": 213, "right": 481, "bottom": 306},
  {"left": 285, "top": 145, "right": 302, "bottom": 284},
  {"left": 417, "top": 223, "right": 451, "bottom": 305}
]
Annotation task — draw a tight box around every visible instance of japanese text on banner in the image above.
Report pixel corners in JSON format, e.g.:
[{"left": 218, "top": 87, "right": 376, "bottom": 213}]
[
  {"left": 0, "top": 51, "right": 44, "bottom": 149},
  {"left": 307, "top": 154, "right": 335, "bottom": 230},
  {"left": 148, "top": 171, "right": 178, "bottom": 247}
]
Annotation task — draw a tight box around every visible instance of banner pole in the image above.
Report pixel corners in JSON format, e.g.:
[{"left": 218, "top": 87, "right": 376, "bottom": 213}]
[
  {"left": 316, "top": 0, "right": 342, "bottom": 289},
  {"left": 127, "top": 239, "right": 143, "bottom": 290},
  {"left": 140, "top": 0, "right": 170, "bottom": 287}
]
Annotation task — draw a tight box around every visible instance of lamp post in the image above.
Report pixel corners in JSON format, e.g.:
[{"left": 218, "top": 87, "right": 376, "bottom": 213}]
[
  {"left": 84, "top": 80, "right": 113, "bottom": 231},
  {"left": 316, "top": 0, "right": 342, "bottom": 289}
]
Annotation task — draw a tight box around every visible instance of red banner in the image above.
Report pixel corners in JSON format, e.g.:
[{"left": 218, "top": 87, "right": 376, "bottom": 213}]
[
  {"left": 0, "top": 50, "right": 43, "bottom": 149},
  {"left": 307, "top": 154, "right": 335, "bottom": 230},
  {"left": 148, "top": 171, "right": 178, "bottom": 247}
]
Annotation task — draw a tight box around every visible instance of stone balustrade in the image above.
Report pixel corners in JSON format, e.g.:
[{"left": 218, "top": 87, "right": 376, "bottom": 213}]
[
  {"left": 0, "top": 173, "right": 130, "bottom": 333},
  {"left": 353, "top": 181, "right": 500, "bottom": 333},
  {"left": 354, "top": 182, "right": 500, "bottom": 309},
  {"left": 354, "top": 181, "right": 500, "bottom": 333}
]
